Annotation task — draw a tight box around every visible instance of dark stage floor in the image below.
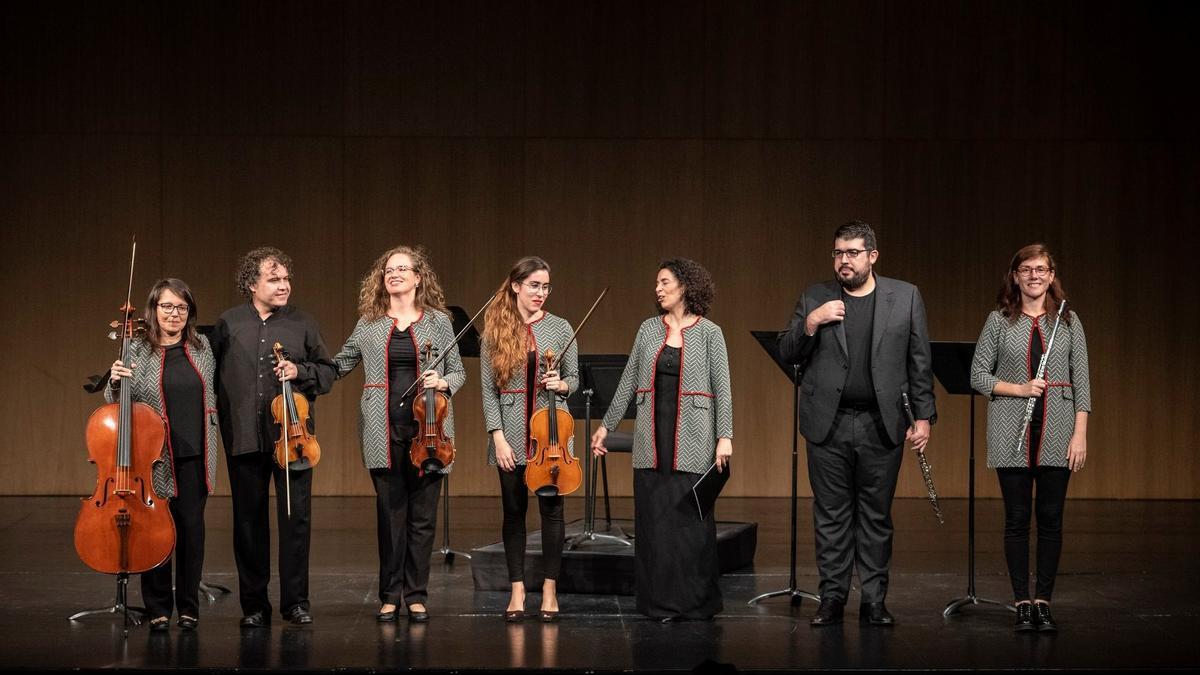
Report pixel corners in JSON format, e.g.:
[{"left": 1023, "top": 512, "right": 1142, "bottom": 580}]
[{"left": 2, "top": 495, "right": 1198, "bottom": 672}]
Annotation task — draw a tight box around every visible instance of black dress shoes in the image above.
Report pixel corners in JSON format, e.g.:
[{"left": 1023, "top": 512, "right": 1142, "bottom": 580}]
[
  {"left": 810, "top": 600, "right": 844, "bottom": 626},
  {"left": 177, "top": 615, "right": 198, "bottom": 631},
  {"left": 376, "top": 608, "right": 397, "bottom": 623},
  {"left": 287, "top": 606, "right": 313, "bottom": 625},
  {"left": 860, "top": 602, "right": 895, "bottom": 626},
  {"left": 1034, "top": 602, "right": 1057, "bottom": 632},
  {"left": 408, "top": 606, "right": 430, "bottom": 623},
  {"left": 1014, "top": 603, "right": 1036, "bottom": 632},
  {"left": 239, "top": 611, "right": 269, "bottom": 628},
  {"left": 149, "top": 616, "right": 170, "bottom": 632}
]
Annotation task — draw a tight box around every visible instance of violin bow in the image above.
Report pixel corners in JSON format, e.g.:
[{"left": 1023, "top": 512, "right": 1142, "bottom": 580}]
[
  {"left": 545, "top": 287, "right": 608, "bottom": 373},
  {"left": 395, "top": 300, "right": 490, "bottom": 407}
]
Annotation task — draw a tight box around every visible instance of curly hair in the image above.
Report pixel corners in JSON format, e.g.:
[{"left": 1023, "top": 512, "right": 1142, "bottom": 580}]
[
  {"left": 235, "top": 247, "right": 294, "bottom": 298},
  {"left": 357, "top": 245, "right": 447, "bottom": 320},
  {"left": 996, "top": 243, "right": 1071, "bottom": 324},
  {"left": 657, "top": 257, "right": 715, "bottom": 317},
  {"left": 483, "top": 256, "right": 550, "bottom": 388},
  {"left": 143, "top": 278, "right": 204, "bottom": 352}
]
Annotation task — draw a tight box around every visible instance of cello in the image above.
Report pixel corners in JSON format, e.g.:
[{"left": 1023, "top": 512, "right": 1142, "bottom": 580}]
[
  {"left": 525, "top": 288, "right": 608, "bottom": 498},
  {"left": 410, "top": 341, "right": 455, "bottom": 473},
  {"left": 73, "top": 239, "right": 176, "bottom": 630},
  {"left": 271, "top": 342, "right": 321, "bottom": 517}
]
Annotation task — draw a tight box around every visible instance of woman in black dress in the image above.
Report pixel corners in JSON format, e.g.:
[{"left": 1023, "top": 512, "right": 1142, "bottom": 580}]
[
  {"left": 108, "top": 278, "right": 218, "bottom": 632},
  {"left": 591, "top": 258, "right": 733, "bottom": 621}
]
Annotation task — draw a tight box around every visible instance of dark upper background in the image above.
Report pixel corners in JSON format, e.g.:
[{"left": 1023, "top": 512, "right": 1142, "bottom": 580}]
[{"left": 1, "top": 0, "right": 1196, "bottom": 498}]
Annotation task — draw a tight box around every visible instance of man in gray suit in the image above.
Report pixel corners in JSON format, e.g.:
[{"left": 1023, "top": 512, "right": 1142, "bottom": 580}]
[{"left": 780, "top": 221, "right": 936, "bottom": 627}]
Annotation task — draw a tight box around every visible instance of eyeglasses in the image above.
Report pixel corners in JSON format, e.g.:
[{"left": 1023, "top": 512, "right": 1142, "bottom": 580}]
[
  {"left": 158, "top": 303, "right": 190, "bottom": 315},
  {"left": 522, "top": 281, "right": 553, "bottom": 295},
  {"left": 384, "top": 265, "right": 415, "bottom": 276},
  {"left": 1016, "top": 265, "right": 1052, "bottom": 278},
  {"left": 832, "top": 248, "right": 872, "bottom": 260}
]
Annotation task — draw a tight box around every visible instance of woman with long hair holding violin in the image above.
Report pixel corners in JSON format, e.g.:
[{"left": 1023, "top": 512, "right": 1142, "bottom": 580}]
[
  {"left": 332, "top": 245, "right": 465, "bottom": 624},
  {"left": 481, "top": 256, "right": 579, "bottom": 622},
  {"left": 107, "top": 278, "right": 218, "bottom": 632},
  {"left": 591, "top": 258, "right": 733, "bottom": 621},
  {"left": 970, "top": 244, "right": 1091, "bottom": 633}
]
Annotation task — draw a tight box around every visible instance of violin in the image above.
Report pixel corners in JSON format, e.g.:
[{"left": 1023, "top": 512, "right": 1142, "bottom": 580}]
[
  {"left": 270, "top": 343, "right": 321, "bottom": 516},
  {"left": 410, "top": 341, "right": 455, "bottom": 473},
  {"left": 75, "top": 241, "right": 176, "bottom": 576},
  {"left": 525, "top": 348, "right": 583, "bottom": 498}
]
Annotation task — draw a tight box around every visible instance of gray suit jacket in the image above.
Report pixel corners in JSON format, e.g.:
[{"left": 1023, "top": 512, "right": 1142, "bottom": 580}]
[
  {"left": 105, "top": 336, "right": 220, "bottom": 498},
  {"left": 480, "top": 313, "right": 579, "bottom": 465},
  {"left": 333, "top": 310, "right": 466, "bottom": 471},
  {"left": 969, "top": 310, "right": 1091, "bottom": 469},
  {"left": 779, "top": 275, "right": 936, "bottom": 445},
  {"left": 602, "top": 316, "right": 734, "bottom": 474}
]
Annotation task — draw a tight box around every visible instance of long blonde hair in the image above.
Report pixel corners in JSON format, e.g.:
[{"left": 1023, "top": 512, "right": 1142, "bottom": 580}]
[
  {"left": 357, "top": 245, "right": 447, "bottom": 320},
  {"left": 483, "top": 256, "right": 550, "bottom": 388}
]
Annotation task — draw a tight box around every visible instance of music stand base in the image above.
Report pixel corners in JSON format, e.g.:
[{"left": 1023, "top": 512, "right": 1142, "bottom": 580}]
[
  {"left": 436, "top": 545, "right": 472, "bottom": 562},
  {"left": 565, "top": 530, "right": 633, "bottom": 550},
  {"left": 748, "top": 587, "right": 820, "bottom": 606},
  {"left": 943, "top": 595, "right": 1015, "bottom": 617},
  {"left": 199, "top": 579, "right": 231, "bottom": 603}
]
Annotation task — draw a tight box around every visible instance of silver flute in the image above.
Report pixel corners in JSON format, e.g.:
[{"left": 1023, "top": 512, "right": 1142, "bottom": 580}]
[
  {"left": 902, "top": 392, "right": 944, "bottom": 524},
  {"left": 1016, "top": 300, "right": 1066, "bottom": 459}
]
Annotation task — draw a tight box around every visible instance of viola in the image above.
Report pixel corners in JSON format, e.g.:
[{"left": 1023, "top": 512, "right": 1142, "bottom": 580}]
[
  {"left": 525, "top": 348, "right": 583, "bottom": 498},
  {"left": 410, "top": 341, "right": 455, "bottom": 473},
  {"left": 270, "top": 342, "right": 321, "bottom": 516},
  {"left": 74, "top": 243, "right": 176, "bottom": 575}
]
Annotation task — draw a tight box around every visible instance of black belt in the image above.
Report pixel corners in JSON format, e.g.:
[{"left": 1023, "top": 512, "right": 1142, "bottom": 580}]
[{"left": 838, "top": 403, "right": 879, "bottom": 413}]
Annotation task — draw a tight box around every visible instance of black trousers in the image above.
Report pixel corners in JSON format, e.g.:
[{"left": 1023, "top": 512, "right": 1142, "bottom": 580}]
[
  {"left": 141, "top": 455, "right": 207, "bottom": 619},
  {"left": 369, "top": 444, "right": 442, "bottom": 607},
  {"left": 498, "top": 466, "right": 564, "bottom": 583},
  {"left": 227, "top": 451, "right": 313, "bottom": 618},
  {"left": 806, "top": 407, "right": 904, "bottom": 605},
  {"left": 997, "top": 465, "right": 1071, "bottom": 602}
]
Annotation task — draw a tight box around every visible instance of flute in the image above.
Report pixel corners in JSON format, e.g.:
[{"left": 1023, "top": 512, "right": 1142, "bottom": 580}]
[
  {"left": 1015, "top": 300, "right": 1066, "bottom": 459},
  {"left": 902, "top": 392, "right": 944, "bottom": 525}
]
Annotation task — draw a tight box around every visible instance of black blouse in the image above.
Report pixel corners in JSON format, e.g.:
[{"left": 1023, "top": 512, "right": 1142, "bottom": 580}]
[{"left": 162, "top": 341, "right": 204, "bottom": 459}]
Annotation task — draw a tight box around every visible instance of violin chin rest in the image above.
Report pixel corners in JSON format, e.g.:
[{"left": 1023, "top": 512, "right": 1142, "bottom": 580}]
[{"left": 534, "top": 486, "right": 560, "bottom": 498}]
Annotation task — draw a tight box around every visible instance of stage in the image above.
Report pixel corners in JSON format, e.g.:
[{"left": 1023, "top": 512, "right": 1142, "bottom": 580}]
[{"left": 2, "top": 495, "right": 1197, "bottom": 672}]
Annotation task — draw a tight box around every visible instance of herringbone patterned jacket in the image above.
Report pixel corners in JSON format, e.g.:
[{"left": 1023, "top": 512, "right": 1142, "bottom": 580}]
[
  {"left": 333, "top": 310, "right": 466, "bottom": 471},
  {"left": 480, "top": 313, "right": 579, "bottom": 465},
  {"left": 970, "top": 310, "right": 1091, "bottom": 468},
  {"left": 105, "top": 336, "right": 219, "bottom": 498},
  {"left": 602, "top": 316, "right": 734, "bottom": 475}
]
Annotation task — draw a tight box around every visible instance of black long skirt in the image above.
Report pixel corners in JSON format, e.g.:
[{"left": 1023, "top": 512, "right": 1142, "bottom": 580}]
[{"left": 633, "top": 468, "right": 722, "bottom": 619}]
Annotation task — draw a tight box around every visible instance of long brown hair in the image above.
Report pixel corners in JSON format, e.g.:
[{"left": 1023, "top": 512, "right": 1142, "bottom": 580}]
[
  {"left": 483, "top": 256, "right": 550, "bottom": 388},
  {"left": 143, "top": 278, "right": 204, "bottom": 352},
  {"left": 995, "top": 243, "right": 1071, "bottom": 324},
  {"left": 357, "top": 245, "right": 448, "bottom": 320}
]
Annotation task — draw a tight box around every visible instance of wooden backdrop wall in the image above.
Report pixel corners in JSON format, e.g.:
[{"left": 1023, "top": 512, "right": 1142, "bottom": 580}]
[{"left": 2, "top": 1, "right": 1196, "bottom": 499}]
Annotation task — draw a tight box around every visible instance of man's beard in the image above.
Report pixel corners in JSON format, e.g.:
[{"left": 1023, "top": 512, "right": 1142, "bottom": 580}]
[{"left": 837, "top": 266, "right": 871, "bottom": 291}]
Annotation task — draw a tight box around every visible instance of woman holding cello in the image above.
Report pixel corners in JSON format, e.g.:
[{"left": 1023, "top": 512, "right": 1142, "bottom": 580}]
[
  {"left": 332, "top": 246, "right": 465, "bottom": 623},
  {"left": 481, "top": 256, "right": 578, "bottom": 622},
  {"left": 591, "top": 258, "right": 733, "bottom": 621},
  {"left": 107, "top": 278, "right": 218, "bottom": 631}
]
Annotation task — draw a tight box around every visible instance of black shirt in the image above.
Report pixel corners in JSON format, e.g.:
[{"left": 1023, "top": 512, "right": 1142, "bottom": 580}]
[
  {"left": 211, "top": 303, "right": 337, "bottom": 455},
  {"left": 1029, "top": 322, "right": 1045, "bottom": 428},
  {"left": 839, "top": 288, "right": 877, "bottom": 408},
  {"left": 388, "top": 326, "right": 418, "bottom": 448},
  {"left": 162, "top": 340, "right": 204, "bottom": 459},
  {"left": 653, "top": 345, "right": 681, "bottom": 471}
]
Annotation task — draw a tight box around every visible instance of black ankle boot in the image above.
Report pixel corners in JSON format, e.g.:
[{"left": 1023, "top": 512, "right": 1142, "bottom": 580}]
[{"left": 1014, "top": 603, "right": 1035, "bottom": 632}]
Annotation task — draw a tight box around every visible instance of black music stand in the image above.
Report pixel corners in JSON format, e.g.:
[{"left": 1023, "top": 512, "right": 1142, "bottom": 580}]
[
  {"left": 746, "top": 331, "right": 820, "bottom": 607},
  {"left": 565, "top": 354, "right": 635, "bottom": 548},
  {"left": 434, "top": 306, "right": 478, "bottom": 562},
  {"left": 932, "top": 341, "right": 1013, "bottom": 617}
]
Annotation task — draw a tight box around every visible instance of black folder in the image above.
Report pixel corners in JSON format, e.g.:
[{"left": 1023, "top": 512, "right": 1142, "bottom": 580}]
[{"left": 690, "top": 461, "right": 730, "bottom": 520}]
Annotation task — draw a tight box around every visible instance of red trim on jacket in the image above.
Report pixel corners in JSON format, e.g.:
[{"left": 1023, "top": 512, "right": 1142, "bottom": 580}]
[
  {"left": 525, "top": 321, "right": 540, "bottom": 460},
  {"left": 182, "top": 343, "right": 213, "bottom": 494},
  {"left": 649, "top": 315, "right": 702, "bottom": 471}
]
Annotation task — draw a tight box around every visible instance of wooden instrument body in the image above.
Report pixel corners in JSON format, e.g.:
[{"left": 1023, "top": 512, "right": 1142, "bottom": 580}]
[
  {"left": 411, "top": 388, "right": 454, "bottom": 473},
  {"left": 271, "top": 389, "right": 322, "bottom": 470},
  {"left": 525, "top": 348, "right": 582, "bottom": 497}
]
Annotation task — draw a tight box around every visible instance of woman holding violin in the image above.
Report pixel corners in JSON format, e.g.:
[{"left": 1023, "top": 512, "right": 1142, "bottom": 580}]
[
  {"left": 107, "top": 278, "right": 218, "bottom": 632},
  {"left": 591, "top": 258, "right": 733, "bottom": 621},
  {"left": 480, "top": 256, "right": 578, "bottom": 622},
  {"left": 333, "top": 246, "right": 465, "bottom": 623}
]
